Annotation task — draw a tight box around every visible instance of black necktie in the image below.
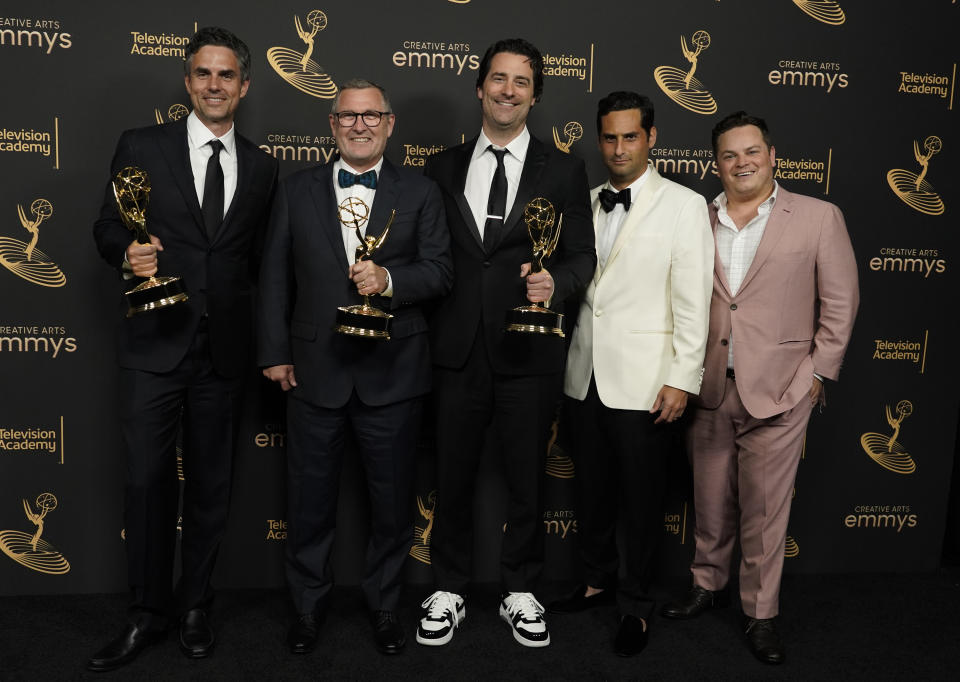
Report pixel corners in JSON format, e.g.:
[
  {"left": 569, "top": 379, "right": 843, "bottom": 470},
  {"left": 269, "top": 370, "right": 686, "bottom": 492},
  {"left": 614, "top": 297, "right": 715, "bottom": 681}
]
[
  {"left": 484, "top": 146, "right": 508, "bottom": 250},
  {"left": 598, "top": 187, "right": 631, "bottom": 213},
  {"left": 338, "top": 168, "right": 378, "bottom": 189},
  {"left": 201, "top": 139, "right": 225, "bottom": 239}
]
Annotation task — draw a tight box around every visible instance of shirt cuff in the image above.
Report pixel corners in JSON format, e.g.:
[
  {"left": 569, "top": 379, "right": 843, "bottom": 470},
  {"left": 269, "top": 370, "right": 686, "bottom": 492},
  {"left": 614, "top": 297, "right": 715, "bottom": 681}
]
[{"left": 382, "top": 267, "right": 393, "bottom": 297}]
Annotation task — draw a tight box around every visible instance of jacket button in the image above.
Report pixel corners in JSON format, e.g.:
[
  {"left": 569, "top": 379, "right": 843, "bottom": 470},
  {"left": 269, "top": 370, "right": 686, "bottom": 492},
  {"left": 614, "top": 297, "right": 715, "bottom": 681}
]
[
  {"left": 483, "top": 261, "right": 491, "bottom": 267},
  {"left": 730, "top": 303, "right": 738, "bottom": 311},
  {"left": 720, "top": 339, "right": 728, "bottom": 346},
  {"left": 595, "top": 309, "right": 603, "bottom": 317}
]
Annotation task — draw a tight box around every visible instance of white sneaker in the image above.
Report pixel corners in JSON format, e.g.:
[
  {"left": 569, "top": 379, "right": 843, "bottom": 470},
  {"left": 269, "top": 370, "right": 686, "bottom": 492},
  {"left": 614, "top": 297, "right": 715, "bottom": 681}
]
[
  {"left": 499, "top": 592, "right": 550, "bottom": 647},
  {"left": 416, "top": 590, "right": 465, "bottom": 646}
]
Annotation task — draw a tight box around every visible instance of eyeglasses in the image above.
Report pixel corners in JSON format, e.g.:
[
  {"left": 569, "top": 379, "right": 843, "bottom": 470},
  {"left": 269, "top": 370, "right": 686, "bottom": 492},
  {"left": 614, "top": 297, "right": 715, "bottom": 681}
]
[{"left": 333, "top": 110, "right": 392, "bottom": 127}]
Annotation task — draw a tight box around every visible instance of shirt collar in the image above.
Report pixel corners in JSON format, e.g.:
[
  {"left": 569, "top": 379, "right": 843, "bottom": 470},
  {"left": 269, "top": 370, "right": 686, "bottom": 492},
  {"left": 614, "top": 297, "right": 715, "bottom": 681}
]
[
  {"left": 186, "top": 111, "right": 236, "bottom": 156},
  {"left": 473, "top": 126, "right": 530, "bottom": 165},
  {"left": 713, "top": 181, "right": 779, "bottom": 214},
  {"left": 604, "top": 160, "right": 654, "bottom": 197},
  {"left": 335, "top": 156, "right": 385, "bottom": 178}
]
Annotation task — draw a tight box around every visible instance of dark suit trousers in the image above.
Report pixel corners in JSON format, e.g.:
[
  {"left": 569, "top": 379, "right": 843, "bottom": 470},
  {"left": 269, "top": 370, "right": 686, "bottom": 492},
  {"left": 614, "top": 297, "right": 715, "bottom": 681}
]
[
  {"left": 565, "top": 376, "right": 673, "bottom": 619},
  {"left": 120, "top": 323, "right": 242, "bottom": 631},
  {"left": 285, "top": 391, "right": 421, "bottom": 615},
  {"left": 431, "top": 329, "right": 561, "bottom": 594}
]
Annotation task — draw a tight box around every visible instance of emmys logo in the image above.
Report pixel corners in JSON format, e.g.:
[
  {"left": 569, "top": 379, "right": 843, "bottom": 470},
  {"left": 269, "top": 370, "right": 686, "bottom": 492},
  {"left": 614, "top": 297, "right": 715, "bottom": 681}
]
[
  {"left": 259, "top": 133, "right": 337, "bottom": 164},
  {"left": 860, "top": 400, "right": 916, "bottom": 474},
  {"left": 768, "top": 61, "right": 849, "bottom": 93},
  {"left": 0, "top": 198, "right": 66, "bottom": 287},
  {"left": 154, "top": 103, "right": 188, "bottom": 125},
  {"left": 868, "top": 247, "right": 945, "bottom": 278},
  {"left": 654, "top": 30, "right": 717, "bottom": 115},
  {"left": 552, "top": 121, "right": 583, "bottom": 154},
  {"left": 844, "top": 505, "right": 917, "bottom": 532},
  {"left": 267, "top": 10, "right": 338, "bottom": 99},
  {"left": 650, "top": 147, "right": 717, "bottom": 180},
  {"left": 887, "top": 136, "right": 945, "bottom": 215},
  {"left": 0, "top": 493, "right": 70, "bottom": 574},
  {"left": 543, "top": 510, "right": 577, "bottom": 539},
  {"left": 410, "top": 491, "right": 436, "bottom": 564},
  {"left": 392, "top": 40, "right": 478, "bottom": 75},
  {"left": 792, "top": 0, "right": 846, "bottom": 25},
  {"left": 784, "top": 535, "right": 799, "bottom": 558},
  {"left": 0, "top": 17, "right": 72, "bottom": 52}
]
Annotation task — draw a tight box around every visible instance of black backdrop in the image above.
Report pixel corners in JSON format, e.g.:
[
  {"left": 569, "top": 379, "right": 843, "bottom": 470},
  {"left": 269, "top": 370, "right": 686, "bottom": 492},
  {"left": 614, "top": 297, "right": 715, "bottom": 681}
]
[{"left": 1, "top": 0, "right": 958, "bottom": 596}]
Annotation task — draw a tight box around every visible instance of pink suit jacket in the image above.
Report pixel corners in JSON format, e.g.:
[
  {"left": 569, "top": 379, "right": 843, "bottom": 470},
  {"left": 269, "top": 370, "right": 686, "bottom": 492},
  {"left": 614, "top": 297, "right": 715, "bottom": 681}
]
[{"left": 697, "top": 186, "right": 859, "bottom": 419}]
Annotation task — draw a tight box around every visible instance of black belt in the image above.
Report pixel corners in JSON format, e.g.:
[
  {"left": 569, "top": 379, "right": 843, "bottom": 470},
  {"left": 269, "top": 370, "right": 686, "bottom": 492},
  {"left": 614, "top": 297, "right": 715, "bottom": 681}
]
[{"left": 726, "top": 368, "right": 736, "bottom": 380}]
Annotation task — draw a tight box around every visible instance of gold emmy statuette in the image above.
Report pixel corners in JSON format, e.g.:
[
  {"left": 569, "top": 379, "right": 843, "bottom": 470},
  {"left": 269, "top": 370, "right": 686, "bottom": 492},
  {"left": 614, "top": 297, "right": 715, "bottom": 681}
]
[
  {"left": 504, "top": 197, "right": 565, "bottom": 337},
  {"left": 112, "top": 166, "right": 189, "bottom": 316},
  {"left": 334, "top": 197, "right": 396, "bottom": 339}
]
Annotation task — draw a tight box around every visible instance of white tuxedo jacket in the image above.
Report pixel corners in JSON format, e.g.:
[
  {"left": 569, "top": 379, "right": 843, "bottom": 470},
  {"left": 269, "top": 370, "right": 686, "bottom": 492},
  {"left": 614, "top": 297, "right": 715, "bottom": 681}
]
[{"left": 564, "top": 163, "right": 713, "bottom": 410}]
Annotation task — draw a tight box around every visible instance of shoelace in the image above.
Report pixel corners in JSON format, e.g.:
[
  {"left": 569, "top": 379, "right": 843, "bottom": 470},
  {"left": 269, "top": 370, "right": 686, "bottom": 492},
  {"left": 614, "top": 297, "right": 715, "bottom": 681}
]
[
  {"left": 505, "top": 593, "right": 545, "bottom": 620},
  {"left": 421, "top": 591, "right": 461, "bottom": 626}
]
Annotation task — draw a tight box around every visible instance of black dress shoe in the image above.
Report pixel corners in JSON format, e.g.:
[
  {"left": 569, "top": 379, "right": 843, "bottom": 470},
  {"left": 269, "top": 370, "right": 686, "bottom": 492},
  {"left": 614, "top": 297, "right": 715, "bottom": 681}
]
[
  {"left": 549, "top": 585, "right": 615, "bottom": 614},
  {"left": 87, "top": 623, "right": 165, "bottom": 672},
  {"left": 179, "top": 608, "right": 214, "bottom": 658},
  {"left": 372, "top": 610, "right": 406, "bottom": 655},
  {"left": 613, "top": 614, "right": 648, "bottom": 657},
  {"left": 288, "top": 612, "right": 321, "bottom": 654},
  {"left": 745, "top": 617, "right": 784, "bottom": 664},
  {"left": 661, "top": 585, "right": 729, "bottom": 619}
]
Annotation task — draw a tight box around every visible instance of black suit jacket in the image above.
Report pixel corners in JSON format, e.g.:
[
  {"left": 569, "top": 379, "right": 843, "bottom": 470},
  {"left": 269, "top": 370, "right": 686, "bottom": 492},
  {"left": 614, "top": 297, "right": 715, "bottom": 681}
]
[
  {"left": 93, "top": 118, "right": 279, "bottom": 378},
  {"left": 424, "top": 133, "right": 595, "bottom": 375},
  {"left": 257, "top": 158, "right": 453, "bottom": 409}
]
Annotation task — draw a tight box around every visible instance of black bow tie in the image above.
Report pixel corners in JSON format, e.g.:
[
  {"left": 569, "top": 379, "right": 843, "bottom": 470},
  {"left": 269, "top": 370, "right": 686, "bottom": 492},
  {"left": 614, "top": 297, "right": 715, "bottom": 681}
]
[
  {"left": 598, "top": 187, "right": 631, "bottom": 213},
  {"left": 338, "top": 168, "right": 377, "bottom": 189}
]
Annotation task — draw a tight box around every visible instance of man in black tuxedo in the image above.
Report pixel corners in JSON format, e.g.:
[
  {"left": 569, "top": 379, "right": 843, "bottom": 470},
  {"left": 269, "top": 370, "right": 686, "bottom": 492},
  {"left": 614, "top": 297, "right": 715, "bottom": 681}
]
[
  {"left": 89, "top": 27, "right": 278, "bottom": 672},
  {"left": 417, "top": 38, "right": 595, "bottom": 649},
  {"left": 258, "top": 79, "right": 452, "bottom": 656}
]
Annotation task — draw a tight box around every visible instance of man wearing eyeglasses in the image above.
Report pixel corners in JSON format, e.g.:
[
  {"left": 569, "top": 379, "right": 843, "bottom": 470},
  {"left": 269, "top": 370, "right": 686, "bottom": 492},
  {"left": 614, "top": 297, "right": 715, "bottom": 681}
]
[{"left": 258, "top": 78, "right": 452, "bottom": 656}]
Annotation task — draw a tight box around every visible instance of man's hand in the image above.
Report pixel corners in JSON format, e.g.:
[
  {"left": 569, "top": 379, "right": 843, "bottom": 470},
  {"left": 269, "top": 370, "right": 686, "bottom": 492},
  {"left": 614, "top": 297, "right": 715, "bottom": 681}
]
[
  {"left": 810, "top": 376, "right": 824, "bottom": 406},
  {"left": 652, "top": 385, "right": 688, "bottom": 424},
  {"left": 125, "top": 235, "right": 163, "bottom": 278},
  {"left": 263, "top": 364, "right": 297, "bottom": 392},
  {"left": 520, "top": 263, "right": 555, "bottom": 303},
  {"left": 350, "top": 260, "right": 387, "bottom": 295}
]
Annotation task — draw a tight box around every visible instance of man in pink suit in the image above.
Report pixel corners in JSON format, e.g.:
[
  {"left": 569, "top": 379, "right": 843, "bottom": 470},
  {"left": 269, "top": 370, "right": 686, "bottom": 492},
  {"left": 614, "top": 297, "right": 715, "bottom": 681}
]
[{"left": 661, "top": 112, "right": 859, "bottom": 665}]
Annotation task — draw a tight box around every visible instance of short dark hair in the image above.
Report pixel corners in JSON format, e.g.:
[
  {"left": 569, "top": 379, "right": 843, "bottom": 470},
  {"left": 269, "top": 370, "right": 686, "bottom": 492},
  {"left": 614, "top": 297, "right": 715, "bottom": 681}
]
[
  {"left": 331, "top": 78, "right": 393, "bottom": 115},
  {"left": 184, "top": 27, "right": 252, "bottom": 82},
  {"left": 596, "top": 91, "right": 655, "bottom": 136},
  {"left": 475, "top": 38, "right": 544, "bottom": 102},
  {"left": 711, "top": 111, "right": 774, "bottom": 153}
]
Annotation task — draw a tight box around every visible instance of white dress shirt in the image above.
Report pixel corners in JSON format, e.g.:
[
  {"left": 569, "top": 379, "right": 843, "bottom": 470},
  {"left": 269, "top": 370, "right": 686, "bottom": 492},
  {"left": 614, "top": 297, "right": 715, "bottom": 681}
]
[
  {"left": 333, "top": 157, "right": 393, "bottom": 296},
  {"left": 595, "top": 166, "right": 652, "bottom": 270},
  {"left": 464, "top": 127, "right": 530, "bottom": 239},
  {"left": 713, "top": 182, "right": 779, "bottom": 368},
  {"left": 186, "top": 111, "right": 238, "bottom": 219}
]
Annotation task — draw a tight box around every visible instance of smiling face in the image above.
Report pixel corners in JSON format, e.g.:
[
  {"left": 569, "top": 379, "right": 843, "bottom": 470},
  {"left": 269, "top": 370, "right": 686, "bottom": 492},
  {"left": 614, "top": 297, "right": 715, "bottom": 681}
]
[
  {"left": 184, "top": 45, "right": 249, "bottom": 137},
  {"left": 598, "top": 109, "right": 657, "bottom": 190},
  {"left": 477, "top": 51, "right": 536, "bottom": 145},
  {"left": 329, "top": 87, "right": 395, "bottom": 172},
  {"left": 715, "top": 124, "right": 776, "bottom": 202}
]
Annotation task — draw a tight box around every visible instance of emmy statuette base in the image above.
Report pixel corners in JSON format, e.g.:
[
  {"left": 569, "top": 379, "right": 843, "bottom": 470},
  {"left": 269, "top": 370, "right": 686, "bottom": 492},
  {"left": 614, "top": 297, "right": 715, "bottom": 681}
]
[
  {"left": 335, "top": 305, "right": 393, "bottom": 340},
  {"left": 125, "top": 276, "right": 189, "bottom": 317},
  {"left": 504, "top": 305, "right": 565, "bottom": 338}
]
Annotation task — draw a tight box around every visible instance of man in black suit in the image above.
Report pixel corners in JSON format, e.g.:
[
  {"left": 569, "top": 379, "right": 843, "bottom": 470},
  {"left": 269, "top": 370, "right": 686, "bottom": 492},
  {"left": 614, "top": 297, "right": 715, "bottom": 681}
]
[
  {"left": 417, "top": 38, "right": 595, "bottom": 649},
  {"left": 89, "top": 27, "right": 278, "bottom": 672},
  {"left": 258, "top": 79, "right": 452, "bottom": 656}
]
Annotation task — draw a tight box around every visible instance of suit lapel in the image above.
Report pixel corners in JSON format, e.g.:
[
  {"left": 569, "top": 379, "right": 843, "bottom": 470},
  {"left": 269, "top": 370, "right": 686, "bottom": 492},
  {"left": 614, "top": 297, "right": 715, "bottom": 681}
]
[
  {"left": 601, "top": 164, "right": 659, "bottom": 274},
  {"left": 709, "top": 207, "right": 733, "bottom": 298},
  {"left": 369, "top": 159, "right": 401, "bottom": 250},
  {"left": 309, "top": 162, "right": 350, "bottom": 275},
  {"left": 494, "top": 135, "right": 547, "bottom": 252},
  {"left": 449, "top": 137, "right": 484, "bottom": 250},
  {"left": 736, "top": 189, "right": 793, "bottom": 294},
  {"left": 157, "top": 120, "right": 205, "bottom": 236}
]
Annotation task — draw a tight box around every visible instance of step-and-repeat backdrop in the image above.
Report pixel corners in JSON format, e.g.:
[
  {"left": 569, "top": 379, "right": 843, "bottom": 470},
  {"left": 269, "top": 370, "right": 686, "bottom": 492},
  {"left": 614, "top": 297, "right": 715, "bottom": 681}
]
[{"left": 1, "top": 0, "right": 957, "bottom": 596}]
